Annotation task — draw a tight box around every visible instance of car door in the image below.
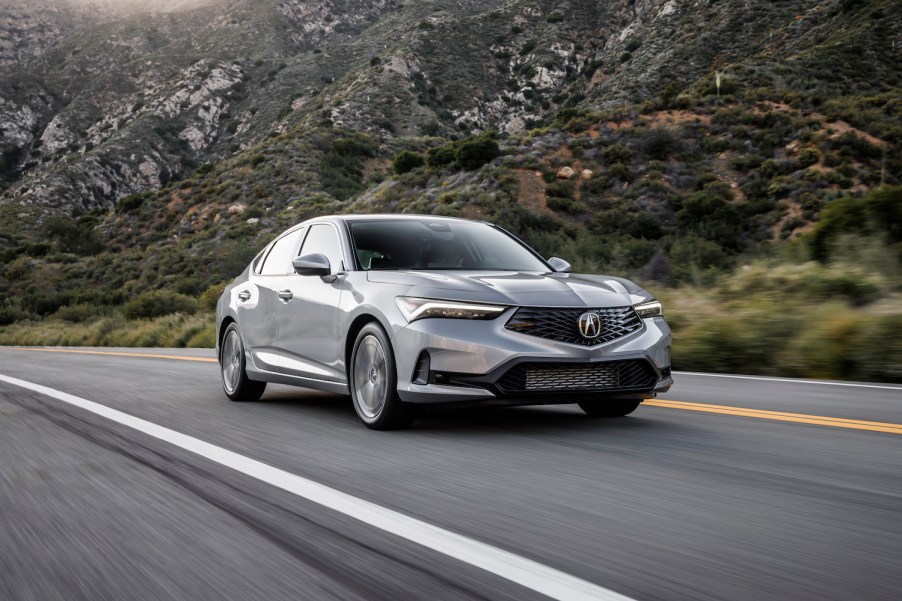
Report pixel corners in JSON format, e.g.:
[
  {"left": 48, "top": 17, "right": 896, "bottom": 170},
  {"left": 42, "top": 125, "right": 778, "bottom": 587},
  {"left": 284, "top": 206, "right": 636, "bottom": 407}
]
[
  {"left": 237, "top": 227, "right": 305, "bottom": 374},
  {"left": 276, "top": 223, "right": 346, "bottom": 382}
]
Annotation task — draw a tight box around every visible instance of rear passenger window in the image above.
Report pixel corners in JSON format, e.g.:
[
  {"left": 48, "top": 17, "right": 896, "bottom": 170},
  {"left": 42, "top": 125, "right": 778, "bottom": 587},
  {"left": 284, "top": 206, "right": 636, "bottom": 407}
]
[{"left": 259, "top": 229, "right": 304, "bottom": 275}]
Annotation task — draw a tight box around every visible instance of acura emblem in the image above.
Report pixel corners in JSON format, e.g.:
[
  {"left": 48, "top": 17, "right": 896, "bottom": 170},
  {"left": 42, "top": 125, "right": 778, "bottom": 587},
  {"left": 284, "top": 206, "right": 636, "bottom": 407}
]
[{"left": 577, "top": 312, "right": 603, "bottom": 339}]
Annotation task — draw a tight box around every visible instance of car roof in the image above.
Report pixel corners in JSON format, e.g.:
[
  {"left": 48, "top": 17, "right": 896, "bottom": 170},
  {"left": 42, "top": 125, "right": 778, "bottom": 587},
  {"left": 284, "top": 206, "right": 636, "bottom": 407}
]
[{"left": 311, "top": 214, "right": 483, "bottom": 224}]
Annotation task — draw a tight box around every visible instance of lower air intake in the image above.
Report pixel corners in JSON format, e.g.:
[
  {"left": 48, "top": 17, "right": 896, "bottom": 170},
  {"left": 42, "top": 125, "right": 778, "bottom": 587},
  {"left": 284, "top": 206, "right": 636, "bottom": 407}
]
[{"left": 496, "top": 360, "right": 657, "bottom": 394}]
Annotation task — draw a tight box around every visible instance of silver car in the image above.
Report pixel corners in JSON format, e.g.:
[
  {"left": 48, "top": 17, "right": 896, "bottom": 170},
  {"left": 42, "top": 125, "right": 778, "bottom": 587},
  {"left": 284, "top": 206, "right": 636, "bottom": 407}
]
[{"left": 217, "top": 215, "right": 673, "bottom": 429}]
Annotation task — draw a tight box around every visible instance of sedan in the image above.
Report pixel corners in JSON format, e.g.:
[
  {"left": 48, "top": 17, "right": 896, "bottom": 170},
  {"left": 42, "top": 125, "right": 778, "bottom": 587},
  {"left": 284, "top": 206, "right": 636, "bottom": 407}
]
[{"left": 217, "top": 215, "right": 673, "bottom": 429}]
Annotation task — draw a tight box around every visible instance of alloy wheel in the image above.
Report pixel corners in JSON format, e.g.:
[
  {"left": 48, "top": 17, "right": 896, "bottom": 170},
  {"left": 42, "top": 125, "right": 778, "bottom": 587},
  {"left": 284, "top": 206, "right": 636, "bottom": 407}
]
[
  {"left": 221, "top": 329, "right": 242, "bottom": 395},
  {"left": 352, "top": 334, "right": 388, "bottom": 419}
]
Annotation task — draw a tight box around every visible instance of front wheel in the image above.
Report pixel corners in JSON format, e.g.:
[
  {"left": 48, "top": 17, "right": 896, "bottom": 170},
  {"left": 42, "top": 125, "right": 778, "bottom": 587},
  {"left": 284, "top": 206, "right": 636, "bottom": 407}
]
[
  {"left": 349, "top": 323, "right": 418, "bottom": 430},
  {"left": 220, "top": 323, "right": 266, "bottom": 402},
  {"left": 578, "top": 399, "right": 642, "bottom": 417}
]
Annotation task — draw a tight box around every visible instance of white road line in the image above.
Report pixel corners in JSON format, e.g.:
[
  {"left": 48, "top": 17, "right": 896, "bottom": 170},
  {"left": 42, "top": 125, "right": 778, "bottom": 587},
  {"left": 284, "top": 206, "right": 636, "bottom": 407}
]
[
  {"left": 673, "top": 371, "right": 902, "bottom": 391},
  {"left": 0, "top": 373, "right": 633, "bottom": 601}
]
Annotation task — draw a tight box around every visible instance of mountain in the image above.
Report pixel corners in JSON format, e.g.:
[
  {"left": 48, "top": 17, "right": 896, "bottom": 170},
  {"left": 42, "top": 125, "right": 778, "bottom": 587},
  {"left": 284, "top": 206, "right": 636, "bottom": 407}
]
[
  {"left": 0, "top": 0, "right": 899, "bottom": 342},
  {"left": 2, "top": 0, "right": 897, "bottom": 213}
]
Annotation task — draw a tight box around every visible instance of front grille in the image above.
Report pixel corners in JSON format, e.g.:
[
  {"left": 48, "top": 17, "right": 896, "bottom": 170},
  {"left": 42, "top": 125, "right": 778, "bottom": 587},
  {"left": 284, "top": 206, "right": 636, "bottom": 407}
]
[
  {"left": 505, "top": 306, "right": 642, "bottom": 346},
  {"left": 496, "top": 360, "right": 657, "bottom": 394}
]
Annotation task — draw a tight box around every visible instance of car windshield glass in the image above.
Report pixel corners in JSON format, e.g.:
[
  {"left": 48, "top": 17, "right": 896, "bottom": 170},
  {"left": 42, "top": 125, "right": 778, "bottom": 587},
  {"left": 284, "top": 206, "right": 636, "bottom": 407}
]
[{"left": 348, "top": 219, "right": 549, "bottom": 271}]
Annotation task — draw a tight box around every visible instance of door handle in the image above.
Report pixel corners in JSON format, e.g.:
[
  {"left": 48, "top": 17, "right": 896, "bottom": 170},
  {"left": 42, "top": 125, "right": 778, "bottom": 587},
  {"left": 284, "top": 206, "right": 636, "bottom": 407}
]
[
  {"left": 278, "top": 289, "right": 294, "bottom": 301},
  {"left": 237, "top": 290, "right": 251, "bottom": 302}
]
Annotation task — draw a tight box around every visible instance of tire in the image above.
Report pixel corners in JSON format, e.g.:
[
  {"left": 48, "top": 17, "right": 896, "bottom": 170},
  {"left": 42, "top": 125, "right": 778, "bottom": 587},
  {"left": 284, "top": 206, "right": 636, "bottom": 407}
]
[
  {"left": 220, "top": 322, "right": 266, "bottom": 402},
  {"left": 578, "top": 399, "right": 642, "bottom": 417},
  {"left": 349, "top": 323, "right": 418, "bottom": 430}
]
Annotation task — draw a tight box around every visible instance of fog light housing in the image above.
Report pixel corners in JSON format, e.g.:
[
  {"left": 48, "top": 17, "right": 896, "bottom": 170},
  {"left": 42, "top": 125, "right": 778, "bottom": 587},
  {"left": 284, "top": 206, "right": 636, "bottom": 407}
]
[{"left": 412, "top": 351, "right": 431, "bottom": 385}]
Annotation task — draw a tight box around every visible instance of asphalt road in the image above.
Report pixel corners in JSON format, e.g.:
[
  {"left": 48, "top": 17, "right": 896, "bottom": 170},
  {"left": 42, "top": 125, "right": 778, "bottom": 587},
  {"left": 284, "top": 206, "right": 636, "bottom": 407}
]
[{"left": 1, "top": 346, "right": 901, "bottom": 601}]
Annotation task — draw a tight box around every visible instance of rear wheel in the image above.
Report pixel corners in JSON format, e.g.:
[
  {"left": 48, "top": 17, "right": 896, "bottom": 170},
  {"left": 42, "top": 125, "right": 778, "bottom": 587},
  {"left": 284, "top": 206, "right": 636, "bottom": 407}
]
[
  {"left": 350, "top": 323, "right": 418, "bottom": 430},
  {"left": 578, "top": 399, "right": 642, "bottom": 417},
  {"left": 220, "top": 323, "right": 266, "bottom": 402}
]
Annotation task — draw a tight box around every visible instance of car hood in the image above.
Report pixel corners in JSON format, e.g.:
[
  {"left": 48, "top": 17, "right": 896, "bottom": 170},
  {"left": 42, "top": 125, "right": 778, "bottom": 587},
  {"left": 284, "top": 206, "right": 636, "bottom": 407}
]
[{"left": 366, "top": 270, "right": 651, "bottom": 307}]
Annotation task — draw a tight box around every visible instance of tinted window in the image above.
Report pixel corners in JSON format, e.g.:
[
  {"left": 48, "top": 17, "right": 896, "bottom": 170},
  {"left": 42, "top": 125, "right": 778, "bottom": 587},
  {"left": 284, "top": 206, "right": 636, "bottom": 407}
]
[
  {"left": 259, "top": 228, "right": 304, "bottom": 275},
  {"left": 348, "top": 219, "right": 549, "bottom": 271},
  {"left": 299, "top": 224, "right": 344, "bottom": 273}
]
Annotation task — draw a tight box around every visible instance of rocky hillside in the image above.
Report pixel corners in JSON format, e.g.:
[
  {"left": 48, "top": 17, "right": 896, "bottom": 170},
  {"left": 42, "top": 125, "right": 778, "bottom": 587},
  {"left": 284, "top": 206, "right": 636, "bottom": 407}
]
[
  {"left": 0, "top": 0, "right": 215, "bottom": 70},
  {"left": 2, "top": 0, "right": 898, "bottom": 213}
]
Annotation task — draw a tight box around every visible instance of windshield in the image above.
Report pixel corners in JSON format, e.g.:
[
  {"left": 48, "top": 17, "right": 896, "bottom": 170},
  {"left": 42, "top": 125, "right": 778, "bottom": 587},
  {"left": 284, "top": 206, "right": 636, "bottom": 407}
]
[{"left": 348, "top": 219, "right": 550, "bottom": 272}]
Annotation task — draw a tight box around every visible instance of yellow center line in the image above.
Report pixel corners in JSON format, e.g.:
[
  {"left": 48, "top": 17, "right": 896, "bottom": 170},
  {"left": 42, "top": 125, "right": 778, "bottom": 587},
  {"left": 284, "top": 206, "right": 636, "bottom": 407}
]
[
  {"left": 3, "top": 347, "right": 901, "bottom": 435},
  {"left": 4, "top": 347, "right": 218, "bottom": 363},
  {"left": 647, "top": 399, "right": 902, "bottom": 435}
]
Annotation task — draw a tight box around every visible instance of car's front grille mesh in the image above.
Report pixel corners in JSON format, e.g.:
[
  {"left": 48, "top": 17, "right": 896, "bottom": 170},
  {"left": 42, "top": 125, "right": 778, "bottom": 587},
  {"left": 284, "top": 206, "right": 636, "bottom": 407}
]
[
  {"left": 505, "top": 306, "right": 642, "bottom": 346},
  {"left": 496, "top": 360, "right": 657, "bottom": 394}
]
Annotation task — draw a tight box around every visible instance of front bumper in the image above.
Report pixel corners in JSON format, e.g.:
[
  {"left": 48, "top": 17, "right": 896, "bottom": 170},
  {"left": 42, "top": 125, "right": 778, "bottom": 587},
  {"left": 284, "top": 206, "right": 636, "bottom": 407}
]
[{"left": 392, "top": 308, "right": 673, "bottom": 405}]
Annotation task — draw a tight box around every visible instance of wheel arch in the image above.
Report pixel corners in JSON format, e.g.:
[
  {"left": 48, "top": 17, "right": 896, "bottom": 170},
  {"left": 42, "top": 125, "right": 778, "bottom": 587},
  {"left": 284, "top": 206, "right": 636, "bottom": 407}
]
[
  {"left": 218, "top": 316, "right": 236, "bottom": 359},
  {"left": 345, "top": 312, "right": 396, "bottom": 380},
  {"left": 345, "top": 314, "right": 377, "bottom": 375}
]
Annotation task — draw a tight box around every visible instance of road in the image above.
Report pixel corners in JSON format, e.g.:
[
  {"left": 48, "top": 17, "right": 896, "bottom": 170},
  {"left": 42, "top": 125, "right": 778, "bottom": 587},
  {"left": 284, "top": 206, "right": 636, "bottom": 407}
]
[{"left": 1, "top": 346, "right": 900, "bottom": 601}]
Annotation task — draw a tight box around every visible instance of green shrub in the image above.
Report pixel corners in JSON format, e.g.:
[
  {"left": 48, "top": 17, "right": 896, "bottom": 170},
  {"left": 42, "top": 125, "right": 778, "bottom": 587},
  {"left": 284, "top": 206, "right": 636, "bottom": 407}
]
[
  {"left": 674, "top": 310, "right": 800, "bottom": 375},
  {"left": 393, "top": 150, "right": 425, "bottom": 174},
  {"left": 53, "top": 304, "right": 101, "bottom": 323},
  {"left": 797, "top": 147, "right": 821, "bottom": 168},
  {"left": 606, "top": 162, "right": 633, "bottom": 183},
  {"left": 603, "top": 143, "right": 633, "bottom": 164},
  {"left": 43, "top": 215, "right": 103, "bottom": 255},
  {"left": 244, "top": 206, "right": 264, "bottom": 219},
  {"left": 0, "top": 301, "right": 27, "bottom": 325},
  {"left": 545, "top": 179, "right": 574, "bottom": 199},
  {"left": 642, "top": 128, "right": 681, "bottom": 160},
  {"left": 456, "top": 137, "right": 500, "bottom": 170},
  {"left": 186, "top": 323, "right": 216, "bottom": 348},
  {"left": 198, "top": 282, "right": 226, "bottom": 312},
  {"left": 677, "top": 190, "right": 743, "bottom": 251},
  {"left": 668, "top": 235, "right": 731, "bottom": 284},
  {"left": 123, "top": 290, "right": 198, "bottom": 319},
  {"left": 547, "top": 196, "right": 582, "bottom": 214},
  {"left": 808, "top": 186, "right": 902, "bottom": 260},
  {"left": 427, "top": 145, "right": 456, "bottom": 168},
  {"left": 118, "top": 192, "right": 151, "bottom": 213},
  {"left": 848, "top": 314, "right": 902, "bottom": 382},
  {"left": 730, "top": 154, "right": 765, "bottom": 171},
  {"left": 776, "top": 307, "right": 864, "bottom": 379},
  {"left": 720, "top": 262, "right": 885, "bottom": 306}
]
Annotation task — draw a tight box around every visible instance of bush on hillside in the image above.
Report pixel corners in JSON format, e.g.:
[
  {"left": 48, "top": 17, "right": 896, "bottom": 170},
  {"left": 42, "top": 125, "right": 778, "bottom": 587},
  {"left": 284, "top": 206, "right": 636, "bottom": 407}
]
[
  {"left": 455, "top": 136, "right": 500, "bottom": 170},
  {"left": 427, "top": 145, "right": 456, "bottom": 168},
  {"left": 123, "top": 290, "right": 198, "bottom": 319},
  {"left": 393, "top": 150, "right": 425, "bottom": 174},
  {"left": 808, "top": 186, "right": 902, "bottom": 261}
]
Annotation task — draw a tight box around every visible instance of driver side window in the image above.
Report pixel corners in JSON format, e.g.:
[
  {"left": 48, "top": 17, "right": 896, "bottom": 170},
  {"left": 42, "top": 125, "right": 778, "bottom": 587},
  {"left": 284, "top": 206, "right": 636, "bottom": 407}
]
[{"left": 298, "top": 224, "right": 344, "bottom": 273}]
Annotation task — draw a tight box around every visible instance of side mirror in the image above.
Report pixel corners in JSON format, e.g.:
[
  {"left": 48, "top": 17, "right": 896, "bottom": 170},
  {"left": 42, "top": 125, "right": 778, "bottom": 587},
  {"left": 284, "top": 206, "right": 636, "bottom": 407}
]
[
  {"left": 293, "top": 253, "right": 331, "bottom": 277},
  {"left": 547, "top": 257, "right": 572, "bottom": 273}
]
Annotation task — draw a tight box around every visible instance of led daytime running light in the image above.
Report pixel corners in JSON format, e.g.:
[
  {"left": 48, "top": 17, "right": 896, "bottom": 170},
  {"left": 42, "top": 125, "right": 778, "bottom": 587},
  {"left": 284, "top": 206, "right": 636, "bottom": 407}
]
[
  {"left": 634, "top": 300, "right": 663, "bottom": 318},
  {"left": 396, "top": 297, "right": 507, "bottom": 322}
]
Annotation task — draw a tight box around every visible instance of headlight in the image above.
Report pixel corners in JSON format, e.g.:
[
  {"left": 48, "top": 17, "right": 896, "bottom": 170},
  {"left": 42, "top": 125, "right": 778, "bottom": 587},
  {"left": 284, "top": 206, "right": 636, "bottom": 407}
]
[
  {"left": 634, "top": 300, "right": 663, "bottom": 318},
  {"left": 395, "top": 297, "right": 507, "bottom": 322}
]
